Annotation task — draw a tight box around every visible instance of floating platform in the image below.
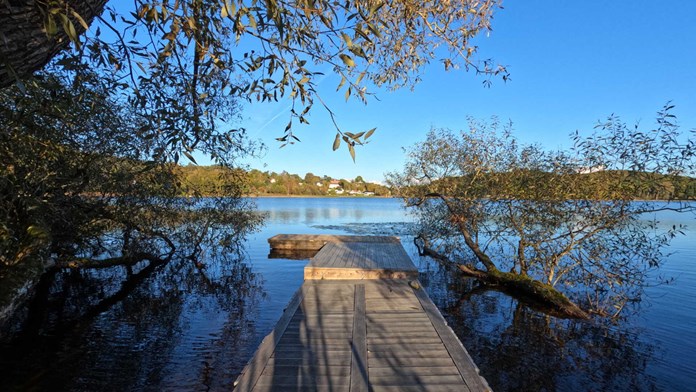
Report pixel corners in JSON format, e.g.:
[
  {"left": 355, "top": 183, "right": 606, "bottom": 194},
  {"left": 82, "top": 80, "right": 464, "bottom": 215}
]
[
  {"left": 236, "top": 235, "right": 490, "bottom": 391},
  {"left": 269, "top": 234, "right": 401, "bottom": 251},
  {"left": 269, "top": 234, "right": 419, "bottom": 280}
]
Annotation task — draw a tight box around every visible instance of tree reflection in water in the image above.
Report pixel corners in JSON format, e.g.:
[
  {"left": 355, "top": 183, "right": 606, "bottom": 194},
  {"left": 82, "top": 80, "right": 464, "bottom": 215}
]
[
  {"left": 0, "top": 245, "right": 264, "bottom": 391},
  {"left": 422, "top": 265, "right": 658, "bottom": 392}
]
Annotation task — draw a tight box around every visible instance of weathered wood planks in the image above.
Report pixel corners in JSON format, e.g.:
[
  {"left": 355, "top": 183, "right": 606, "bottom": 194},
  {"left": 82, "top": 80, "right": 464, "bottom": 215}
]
[
  {"left": 267, "top": 234, "right": 418, "bottom": 279},
  {"left": 234, "top": 236, "right": 490, "bottom": 391},
  {"left": 305, "top": 238, "right": 419, "bottom": 280},
  {"left": 268, "top": 234, "right": 400, "bottom": 251},
  {"left": 234, "top": 279, "right": 490, "bottom": 392}
]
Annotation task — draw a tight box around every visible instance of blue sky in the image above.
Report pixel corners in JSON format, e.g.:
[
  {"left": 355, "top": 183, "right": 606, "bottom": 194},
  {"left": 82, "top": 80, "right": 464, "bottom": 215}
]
[{"left": 232, "top": 1, "right": 696, "bottom": 183}]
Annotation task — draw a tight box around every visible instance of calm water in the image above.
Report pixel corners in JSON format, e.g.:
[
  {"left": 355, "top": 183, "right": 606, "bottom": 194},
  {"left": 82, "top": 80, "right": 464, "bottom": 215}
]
[{"left": 1, "top": 197, "right": 694, "bottom": 391}]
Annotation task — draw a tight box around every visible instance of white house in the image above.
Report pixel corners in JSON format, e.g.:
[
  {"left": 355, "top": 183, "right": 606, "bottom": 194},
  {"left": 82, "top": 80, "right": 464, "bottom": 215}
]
[{"left": 576, "top": 165, "right": 606, "bottom": 174}]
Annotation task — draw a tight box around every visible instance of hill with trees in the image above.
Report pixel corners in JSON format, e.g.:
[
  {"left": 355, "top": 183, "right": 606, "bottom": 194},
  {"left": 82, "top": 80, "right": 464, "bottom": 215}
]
[{"left": 178, "top": 166, "right": 391, "bottom": 197}]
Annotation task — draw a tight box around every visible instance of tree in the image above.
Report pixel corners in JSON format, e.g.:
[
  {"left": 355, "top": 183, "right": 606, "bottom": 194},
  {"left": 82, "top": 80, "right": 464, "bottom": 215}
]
[
  {"left": 387, "top": 108, "right": 695, "bottom": 319},
  {"left": 303, "top": 172, "right": 318, "bottom": 183},
  {"left": 1, "top": 0, "right": 508, "bottom": 159},
  {"left": 0, "top": 0, "right": 108, "bottom": 88},
  {"left": 0, "top": 67, "right": 261, "bottom": 289},
  {"left": 1, "top": 0, "right": 506, "bottom": 316}
]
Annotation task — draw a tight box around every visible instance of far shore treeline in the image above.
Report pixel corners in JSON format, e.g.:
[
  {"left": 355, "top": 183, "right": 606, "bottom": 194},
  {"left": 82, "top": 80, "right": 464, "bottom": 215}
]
[
  {"left": 178, "top": 166, "right": 392, "bottom": 197},
  {"left": 176, "top": 165, "right": 696, "bottom": 201}
]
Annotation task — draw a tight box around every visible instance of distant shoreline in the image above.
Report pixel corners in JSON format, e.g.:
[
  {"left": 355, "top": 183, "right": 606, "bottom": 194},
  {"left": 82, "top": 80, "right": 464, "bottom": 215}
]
[
  {"left": 243, "top": 194, "right": 694, "bottom": 202},
  {"left": 245, "top": 194, "right": 393, "bottom": 199}
]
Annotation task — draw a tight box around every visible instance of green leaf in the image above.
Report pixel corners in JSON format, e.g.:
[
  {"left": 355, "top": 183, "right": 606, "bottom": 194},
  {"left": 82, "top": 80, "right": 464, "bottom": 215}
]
[
  {"left": 70, "top": 9, "right": 89, "bottom": 30},
  {"left": 349, "top": 46, "right": 367, "bottom": 59},
  {"left": 355, "top": 28, "right": 372, "bottom": 43},
  {"left": 348, "top": 143, "right": 356, "bottom": 162},
  {"left": 367, "top": 22, "right": 381, "bottom": 38},
  {"left": 183, "top": 150, "right": 197, "bottom": 164},
  {"left": 224, "top": 1, "right": 237, "bottom": 18},
  {"left": 364, "top": 128, "right": 376, "bottom": 140},
  {"left": 356, "top": 71, "right": 366, "bottom": 84},
  {"left": 332, "top": 133, "right": 341, "bottom": 151},
  {"left": 339, "top": 54, "right": 355, "bottom": 68},
  {"left": 341, "top": 32, "right": 353, "bottom": 48},
  {"left": 336, "top": 76, "right": 346, "bottom": 91},
  {"left": 60, "top": 16, "right": 80, "bottom": 49},
  {"left": 45, "top": 16, "right": 58, "bottom": 35},
  {"left": 26, "top": 225, "right": 48, "bottom": 239}
]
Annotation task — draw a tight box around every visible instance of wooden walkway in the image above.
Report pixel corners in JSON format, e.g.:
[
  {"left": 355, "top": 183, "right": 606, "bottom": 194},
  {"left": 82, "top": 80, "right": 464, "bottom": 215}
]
[
  {"left": 235, "top": 236, "right": 490, "bottom": 391},
  {"left": 269, "top": 234, "right": 402, "bottom": 251}
]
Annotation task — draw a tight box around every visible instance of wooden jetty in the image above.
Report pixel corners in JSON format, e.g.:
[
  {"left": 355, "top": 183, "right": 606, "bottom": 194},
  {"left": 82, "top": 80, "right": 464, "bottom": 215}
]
[{"left": 234, "top": 235, "right": 490, "bottom": 392}]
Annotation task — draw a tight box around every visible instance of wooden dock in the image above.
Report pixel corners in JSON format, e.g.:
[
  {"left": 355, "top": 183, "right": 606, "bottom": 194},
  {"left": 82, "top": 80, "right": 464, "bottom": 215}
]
[
  {"left": 268, "top": 234, "right": 402, "bottom": 251},
  {"left": 235, "top": 235, "right": 490, "bottom": 392}
]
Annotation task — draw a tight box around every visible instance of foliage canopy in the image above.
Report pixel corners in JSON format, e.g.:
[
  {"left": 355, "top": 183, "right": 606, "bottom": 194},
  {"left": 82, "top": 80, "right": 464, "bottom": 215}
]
[
  {"left": 388, "top": 107, "right": 695, "bottom": 318},
  {"left": 0, "top": 68, "right": 261, "bottom": 275},
  {"left": 1, "top": 0, "right": 507, "bottom": 159}
]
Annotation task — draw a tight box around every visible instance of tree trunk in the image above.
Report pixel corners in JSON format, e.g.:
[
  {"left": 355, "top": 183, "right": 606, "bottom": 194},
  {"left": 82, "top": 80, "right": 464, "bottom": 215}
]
[
  {"left": 415, "top": 235, "right": 591, "bottom": 319},
  {"left": 0, "top": 0, "right": 107, "bottom": 88},
  {"left": 455, "top": 263, "right": 590, "bottom": 319}
]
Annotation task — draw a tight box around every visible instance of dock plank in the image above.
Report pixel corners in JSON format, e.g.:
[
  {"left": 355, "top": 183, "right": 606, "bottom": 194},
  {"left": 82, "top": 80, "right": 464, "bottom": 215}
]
[
  {"left": 350, "top": 284, "right": 368, "bottom": 392},
  {"left": 233, "top": 283, "right": 307, "bottom": 392},
  {"left": 370, "top": 374, "right": 466, "bottom": 386},
  {"left": 275, "top": 235, "right": 419, "bottom": 280},
  {"left": 268, "top": 234, "right": 400, "bottom": 251},
  {"left": 368, "top": 366, "right": 461, "bottom": 377},
  {"left": 235, "top": 236, "right": 490, "bottom": 392},
  {"left": 413, "top": 284, "right": 491, "bottom": 392}
]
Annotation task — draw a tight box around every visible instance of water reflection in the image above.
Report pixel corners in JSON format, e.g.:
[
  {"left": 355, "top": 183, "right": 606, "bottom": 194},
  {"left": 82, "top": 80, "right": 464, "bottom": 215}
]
[
  {"left": 422, "top": 265, "right": 659, "bottom": 392},
  {"left": 264, "top": 206, "right": 367, "bottom": 224},
  {"left": 256, "top": 197, "right": 408, "bottom": 226},
  {"left": 0, "top": 247, "right": 263, "bottom": 391},
  {"left": 1, "top": 198, "right": 692, "bottom": 391},
  {"left": 256, "top": 197, "right": 692, "bottom": 391}
]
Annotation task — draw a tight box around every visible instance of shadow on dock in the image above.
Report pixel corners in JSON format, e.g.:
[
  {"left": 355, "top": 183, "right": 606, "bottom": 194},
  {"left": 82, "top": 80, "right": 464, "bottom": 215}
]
[{"left": 234, "top": 235, "right": 491, "bottom": 391}]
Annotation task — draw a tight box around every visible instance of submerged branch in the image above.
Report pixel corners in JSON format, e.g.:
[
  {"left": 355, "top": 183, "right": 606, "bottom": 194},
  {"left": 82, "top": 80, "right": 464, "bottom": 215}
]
[
  {"left": 415, "top": 235, "right": 591, "bottom": 319},
  {"left": 52, "top": 251, "right": 170, "bottom": 270}
]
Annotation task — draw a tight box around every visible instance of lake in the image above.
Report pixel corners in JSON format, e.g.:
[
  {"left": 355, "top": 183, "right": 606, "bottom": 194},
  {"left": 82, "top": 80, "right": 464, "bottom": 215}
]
[{"left": 0, "top": 197, "right": 694, "bottom": 391}]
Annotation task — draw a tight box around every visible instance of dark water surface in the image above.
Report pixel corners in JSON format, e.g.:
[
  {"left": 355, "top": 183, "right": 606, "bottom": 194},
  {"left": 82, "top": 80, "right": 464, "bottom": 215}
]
[{"left": 1, "top": 197, "right": 694, "bottom": 391}]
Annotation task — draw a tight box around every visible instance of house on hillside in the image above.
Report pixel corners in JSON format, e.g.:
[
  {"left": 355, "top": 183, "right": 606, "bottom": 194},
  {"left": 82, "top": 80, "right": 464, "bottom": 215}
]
[
  {"left": 576, "top": 165, "right": 606, "bottom": 174},
  {"left": 328, "top": 180, "right": 341, "bottom": 189}
]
